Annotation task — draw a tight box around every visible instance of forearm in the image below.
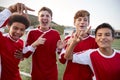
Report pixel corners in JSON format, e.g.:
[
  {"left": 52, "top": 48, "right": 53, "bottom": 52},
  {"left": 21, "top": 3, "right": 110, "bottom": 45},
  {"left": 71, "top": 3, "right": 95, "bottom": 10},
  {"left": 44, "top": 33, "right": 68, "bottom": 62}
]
[
  {"left": 22, "top": 45, "right": 36, "bottom": 58},
  {"left": 64, "top": 42, "right": 76, "bottom": 59},
  {"left": 23, "top": 45, "right": 35, "bottom": 54}
]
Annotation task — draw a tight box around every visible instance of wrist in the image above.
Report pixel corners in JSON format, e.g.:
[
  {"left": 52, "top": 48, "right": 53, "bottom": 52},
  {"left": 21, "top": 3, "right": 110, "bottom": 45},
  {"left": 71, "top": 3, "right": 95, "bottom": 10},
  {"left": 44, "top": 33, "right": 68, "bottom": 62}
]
[{"left": 31, "top": 43, "right": 37, "bottom": 48}]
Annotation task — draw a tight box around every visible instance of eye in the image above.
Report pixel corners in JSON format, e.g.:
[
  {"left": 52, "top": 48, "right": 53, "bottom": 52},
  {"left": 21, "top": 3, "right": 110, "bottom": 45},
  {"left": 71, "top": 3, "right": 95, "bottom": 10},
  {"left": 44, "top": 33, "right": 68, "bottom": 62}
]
[
  {"left": 46, "top": 15, "right": 50, "bottom": 18},
  {"left": 78, "top": 18, "right": 82, "bottom": 21},
  {"left": 84, "top": 18, "right": 88, "bottom": 21},
  {"left": 20, "top": 28, "right": 25, "bottom": 32},
  {"left": 40, "top": 14, "right": 44, "bottom": 17},
  {"left": 96, "top": 33, "right": 102, "bottom": 37},
  {"left": 13, "top": 26, "right": 18, "bottom": 30},
  {"left": 105, "top": 33, "right": 111, "bottom": 36}
]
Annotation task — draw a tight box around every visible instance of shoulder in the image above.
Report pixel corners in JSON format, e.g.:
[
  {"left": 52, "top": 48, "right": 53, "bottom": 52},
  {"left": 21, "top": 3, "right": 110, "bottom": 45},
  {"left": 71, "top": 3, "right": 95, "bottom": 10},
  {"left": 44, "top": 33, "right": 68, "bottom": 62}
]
[
  {"left": 74, "top": 49, "right": 97, "bottom": 56},
  {"left": 51, "top": 29, "right": 59, "bottom": 32},
  {"left": 50, "top": 29, "right": 60, "bottom": 35},
  {"left": 18, "top": 38, "right": 24, "bottom": 44},
  {"left": 89, "top": 35, "right": 95, "bottom": 39},
  {"left": 27, "top": 28, "right": 40, "bottom": 35},
  {"left": 114, "top": 49, "right": 120, "bottom": 54},
  {"left": 28, "top": 28, "right": 38, "bottom": 33}
]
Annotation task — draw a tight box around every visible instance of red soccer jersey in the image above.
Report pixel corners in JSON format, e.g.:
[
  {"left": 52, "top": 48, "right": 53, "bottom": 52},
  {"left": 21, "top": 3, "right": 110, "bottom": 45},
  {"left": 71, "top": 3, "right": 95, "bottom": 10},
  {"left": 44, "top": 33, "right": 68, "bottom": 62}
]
[
  {"left": 73, "top": 49, "right": 120, "bottom": 80},
  {"left": 24, "top": 27, "right": 61, "bottom": 80},
  {"left": 0, "top": 32, "right": 23, "bottom": 80},
  {"left": 59, "top": 35, "right": 98, "bottom": 80}
]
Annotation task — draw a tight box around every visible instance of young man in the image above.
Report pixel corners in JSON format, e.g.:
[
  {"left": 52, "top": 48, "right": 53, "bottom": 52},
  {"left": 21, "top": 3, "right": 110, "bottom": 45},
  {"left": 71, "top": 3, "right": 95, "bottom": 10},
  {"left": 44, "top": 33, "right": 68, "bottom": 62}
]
[
  {"left": 22, "top": 7, "right": 61, "bottom": 80},
  {"left": 59, "top": 10, "right": 98, "bottom": 80},
  {"left": 0, "top": 2, "right": 34, "bottom": 27},
  {"left": 64, "top": 23, "right": 120, "bottom": 80},
  {"left": 0, "top": 13, "right": 30, "bottom": 80}
]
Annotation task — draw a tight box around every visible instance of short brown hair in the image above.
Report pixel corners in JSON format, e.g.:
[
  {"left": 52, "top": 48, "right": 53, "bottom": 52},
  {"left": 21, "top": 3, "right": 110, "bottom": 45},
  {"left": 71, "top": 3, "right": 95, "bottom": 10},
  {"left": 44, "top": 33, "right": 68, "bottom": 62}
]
[
  {"left": 74, "top": 10, "right": 90, "bottom": 23},
  {"left": 38, "top": 7, "right": 53, "bottom": 17}
]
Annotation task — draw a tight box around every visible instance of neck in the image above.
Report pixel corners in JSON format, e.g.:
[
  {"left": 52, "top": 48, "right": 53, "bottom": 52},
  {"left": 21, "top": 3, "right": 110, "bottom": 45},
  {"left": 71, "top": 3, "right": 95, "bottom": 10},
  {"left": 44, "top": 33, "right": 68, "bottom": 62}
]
[
  {"left": 99, "top": 47, "right": 113, "bottom": 56},
  {"left": 39, "top": 26, "right": 50, "bottom": 32},
  {"left": 8, "top": 34, "right": 18, "bottom": 42},
  {"left": 83, "top": 33, "right": 89, "bottom": 38}
]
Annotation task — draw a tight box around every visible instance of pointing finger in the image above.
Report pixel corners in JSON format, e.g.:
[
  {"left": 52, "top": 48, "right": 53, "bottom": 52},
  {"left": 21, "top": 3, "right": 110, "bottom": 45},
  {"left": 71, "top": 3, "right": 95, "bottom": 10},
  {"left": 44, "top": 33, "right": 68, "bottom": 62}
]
[{"left": 85, "top": 26, "right": 91, "bottom": 34}]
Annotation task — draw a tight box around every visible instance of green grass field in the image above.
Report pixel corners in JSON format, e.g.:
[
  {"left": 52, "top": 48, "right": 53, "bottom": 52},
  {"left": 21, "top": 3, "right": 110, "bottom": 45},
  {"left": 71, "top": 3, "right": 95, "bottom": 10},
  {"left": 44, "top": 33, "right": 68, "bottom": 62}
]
[{"left": 19, "top": 38, "right": 120, "bottom": 80}]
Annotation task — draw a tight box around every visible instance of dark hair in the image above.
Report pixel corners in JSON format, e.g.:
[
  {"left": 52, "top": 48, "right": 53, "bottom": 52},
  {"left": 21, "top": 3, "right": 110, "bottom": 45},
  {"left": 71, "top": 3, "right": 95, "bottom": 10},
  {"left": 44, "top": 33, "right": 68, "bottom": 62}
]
[
  {"left": 7, "top": 14, "right": 30, "bottom": 29},
  {"left": 74, "top": 10, "right": 90, "bottom": 23},
  {"left": 95, "top": 23, "right": 115, "bottom": 37},
  {"left": 38, "top": 7, "right": 52, "bottom": 17}
]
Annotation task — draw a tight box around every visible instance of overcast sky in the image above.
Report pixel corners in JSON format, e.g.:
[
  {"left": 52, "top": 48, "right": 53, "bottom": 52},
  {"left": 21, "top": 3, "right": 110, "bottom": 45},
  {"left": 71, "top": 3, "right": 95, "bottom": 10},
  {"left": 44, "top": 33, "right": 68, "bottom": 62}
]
[{"left": 0, "top": 0, "right": 120, "bottom": 29}]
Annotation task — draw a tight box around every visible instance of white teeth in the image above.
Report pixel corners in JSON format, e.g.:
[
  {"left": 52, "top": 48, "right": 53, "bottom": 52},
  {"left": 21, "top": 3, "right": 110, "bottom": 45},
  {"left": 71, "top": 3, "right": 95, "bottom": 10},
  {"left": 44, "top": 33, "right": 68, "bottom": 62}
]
[{"left": 42, "top": 19, "right": 48, "bottom": 22}]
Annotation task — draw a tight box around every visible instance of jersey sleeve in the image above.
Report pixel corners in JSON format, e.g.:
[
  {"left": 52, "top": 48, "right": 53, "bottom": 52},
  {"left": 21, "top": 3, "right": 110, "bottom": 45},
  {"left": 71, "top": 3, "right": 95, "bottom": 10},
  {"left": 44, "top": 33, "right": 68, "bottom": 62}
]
[
  {"left": 23, "top": 45, "right": 36, "bottom": 54},
  {"left": 73, "top": 49, "right": 92, "bottom": 65},
  {"left": 59, "top": 48, "right": 67, "bottom": 64},
  {"left": 23, "top": 31, "right": 35, "bottom": 58},
  {"left": 0, "top": 9, "right": 11, "bottom": 27}
]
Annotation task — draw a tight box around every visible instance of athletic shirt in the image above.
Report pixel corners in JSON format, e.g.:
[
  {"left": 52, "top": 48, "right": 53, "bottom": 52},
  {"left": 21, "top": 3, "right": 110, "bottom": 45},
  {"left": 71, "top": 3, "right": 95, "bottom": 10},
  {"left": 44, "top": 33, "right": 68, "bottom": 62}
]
[
  {"left": 59, "top": 35, "right": 98, "bottom": 80},
  {"left": 73, "top": 49, "right": 120, "bottom": 80},
  {"left": 24, "top": 27, "right": 61, "bottom": 80},
  {"left": 0, "top": 32, "right": 23, "bottom": 80}
]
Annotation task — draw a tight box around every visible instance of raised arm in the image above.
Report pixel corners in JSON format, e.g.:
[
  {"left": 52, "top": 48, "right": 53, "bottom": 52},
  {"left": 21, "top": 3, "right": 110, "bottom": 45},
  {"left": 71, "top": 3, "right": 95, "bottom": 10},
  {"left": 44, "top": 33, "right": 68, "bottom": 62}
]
[
  {"left": 64, "top": 33, "right": 79, "bottom": 60},
  {"left": 8, "top": 3, "right": 35, "bottom": 14},
  {"left": 0, "top": 3, "right": 34, "bottom": 27},
  {"left": 64, "top": 26, "right": 91, "bottom": 59}
]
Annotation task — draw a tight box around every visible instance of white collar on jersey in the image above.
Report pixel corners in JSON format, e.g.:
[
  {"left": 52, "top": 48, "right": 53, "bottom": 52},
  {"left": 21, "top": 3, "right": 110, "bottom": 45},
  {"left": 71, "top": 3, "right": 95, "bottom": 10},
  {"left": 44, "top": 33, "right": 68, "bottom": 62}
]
[
  {"left": 37, "top": 26, "right": 52, "bottom": 34},
  {"left": 97, "top": 48, "right": 116, "bottom": 58},
  {"left": 3, "top": 33, "right": 19, "bottom": 42}
]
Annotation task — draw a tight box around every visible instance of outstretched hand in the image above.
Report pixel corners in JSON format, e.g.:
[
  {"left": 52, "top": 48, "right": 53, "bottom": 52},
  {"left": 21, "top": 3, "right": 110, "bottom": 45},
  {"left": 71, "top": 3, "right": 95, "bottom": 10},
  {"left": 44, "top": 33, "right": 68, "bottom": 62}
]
[
  {"left": 72, "top": 26, "right": 91, "bottom": 44},
  {"left": 8, "top": 3, "right": 35, "bottom": 14}
]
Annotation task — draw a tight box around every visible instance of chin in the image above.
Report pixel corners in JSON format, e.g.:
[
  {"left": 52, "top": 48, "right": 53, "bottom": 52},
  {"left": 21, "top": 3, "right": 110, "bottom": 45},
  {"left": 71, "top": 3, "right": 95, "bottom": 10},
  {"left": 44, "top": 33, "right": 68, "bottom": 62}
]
[{"left": 13, "top": 37, "right": 20, "bottom": 41}]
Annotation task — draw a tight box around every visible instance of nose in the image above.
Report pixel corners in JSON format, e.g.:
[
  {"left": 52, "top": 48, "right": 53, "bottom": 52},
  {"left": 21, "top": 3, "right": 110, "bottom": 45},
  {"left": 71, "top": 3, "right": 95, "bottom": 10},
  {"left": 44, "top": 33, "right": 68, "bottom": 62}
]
[
  {"left": 101, "top": 35, "right": 106, "bottom": 39},
  {"left": 16, "top": 29, "right": 22, "bottom": 34},
  {"left": 80, "top": 20, "right": 85, "bottom": 24}
]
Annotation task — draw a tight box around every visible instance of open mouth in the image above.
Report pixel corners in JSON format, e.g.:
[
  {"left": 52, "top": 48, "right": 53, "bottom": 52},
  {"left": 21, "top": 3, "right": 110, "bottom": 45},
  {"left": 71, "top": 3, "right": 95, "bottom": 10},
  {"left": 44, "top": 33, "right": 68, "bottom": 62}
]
[
  {"left": 11, "top": 33, "right": 21, "bottom": 41},
  {"left": 13, "top": 35, "right": 20, "bottom": 40},
  {"left": 41, "top": 20, "right": 48, "bottom": 26},
  {"left": 79, "top": 26, "right": 85, "bottom": 29},
  {"left": 79, "top": 26, "right": 86, "bottom": 30}
]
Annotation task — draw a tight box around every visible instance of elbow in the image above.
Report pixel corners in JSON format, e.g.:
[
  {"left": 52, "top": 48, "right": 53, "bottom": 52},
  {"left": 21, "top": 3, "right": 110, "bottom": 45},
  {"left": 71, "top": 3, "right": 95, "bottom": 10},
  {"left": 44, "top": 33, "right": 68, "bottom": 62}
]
[
  {"left": 64, "top": 53, "right": 69, "bottom": 59},
  {"left": 64, "top": 55, "right": 67, "bottom": 59}
]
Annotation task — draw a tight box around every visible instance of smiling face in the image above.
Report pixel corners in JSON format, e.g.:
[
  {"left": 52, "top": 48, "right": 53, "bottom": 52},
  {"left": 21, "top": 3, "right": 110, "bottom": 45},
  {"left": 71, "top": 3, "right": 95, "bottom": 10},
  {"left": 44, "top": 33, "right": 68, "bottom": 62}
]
[
  {"left": 74, "top": 16, "right": 89, "bottom": 32},
  {"left": 38, "top": 10, "right": 52, "bottom": 28},
  {"left": 95, "top": 28, "right": 114, "bottom": 49},
  {"left": 74, "top": 10, "right": 90, "bottom": 32},
  {"left": 8, "top": 22, "right": 26, "bottom": 41}
]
